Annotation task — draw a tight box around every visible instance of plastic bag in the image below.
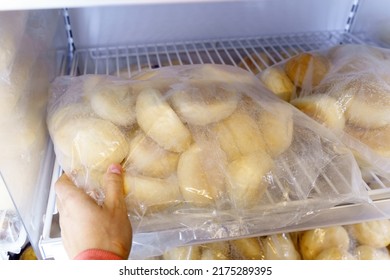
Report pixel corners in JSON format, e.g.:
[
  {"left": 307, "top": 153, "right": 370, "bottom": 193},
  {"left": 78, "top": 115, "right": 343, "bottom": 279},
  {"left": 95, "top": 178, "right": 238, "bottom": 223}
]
[
  {"left": 47, "top": 64, "right": 369, "bottom": 258},
  {"left": 258, "top": 44, "right": 390, "bottom": 179}
]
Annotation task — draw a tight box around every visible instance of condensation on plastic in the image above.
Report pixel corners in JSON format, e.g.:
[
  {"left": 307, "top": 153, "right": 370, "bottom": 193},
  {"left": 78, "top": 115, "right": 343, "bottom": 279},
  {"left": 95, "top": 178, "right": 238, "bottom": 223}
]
[
  {"left": 47, "top": 64, "right": 370, "bottom": 259},
  {"left": 257, "top": 44, "right": 390, "bottom": 180}
]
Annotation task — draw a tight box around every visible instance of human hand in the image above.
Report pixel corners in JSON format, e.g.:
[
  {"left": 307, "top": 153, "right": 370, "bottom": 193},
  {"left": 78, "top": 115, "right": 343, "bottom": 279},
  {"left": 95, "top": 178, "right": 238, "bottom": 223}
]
[{"left": 55, "top": 164, "right": 132, "bottom": 259}]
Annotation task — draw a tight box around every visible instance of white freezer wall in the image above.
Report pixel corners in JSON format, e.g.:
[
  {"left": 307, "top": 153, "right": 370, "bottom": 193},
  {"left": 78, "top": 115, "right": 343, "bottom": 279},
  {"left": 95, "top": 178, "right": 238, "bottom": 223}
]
[{"left": 69, "top": 0, "right": 354, "bottom": 48}]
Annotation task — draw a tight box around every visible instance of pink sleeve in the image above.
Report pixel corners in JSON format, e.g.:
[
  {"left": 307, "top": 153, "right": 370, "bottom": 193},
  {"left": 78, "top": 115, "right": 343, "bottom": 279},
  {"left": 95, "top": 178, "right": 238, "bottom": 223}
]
[{"left": 73, "top": 249, "right": 123, "bottom": 260}]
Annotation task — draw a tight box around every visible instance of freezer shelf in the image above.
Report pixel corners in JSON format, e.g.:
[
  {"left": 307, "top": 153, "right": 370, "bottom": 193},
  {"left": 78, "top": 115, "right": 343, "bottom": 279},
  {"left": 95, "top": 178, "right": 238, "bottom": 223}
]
[{"left": 39, "top": 30, "right": 390, "bottom": 259}]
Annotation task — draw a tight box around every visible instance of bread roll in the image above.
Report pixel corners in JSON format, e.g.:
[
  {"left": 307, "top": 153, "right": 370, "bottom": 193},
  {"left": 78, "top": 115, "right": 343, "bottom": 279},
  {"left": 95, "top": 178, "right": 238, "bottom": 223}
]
[
  {"left": 257, "top": 104, "right": 294, "bottom": 157},
  {"left": 213, "top": 111, "right": 266, "bottom": 161},
  {"left": 124, "top": 174, "right": 182, "bottom": 212},
  {"left": 258, "top": 67, "right": 295, "bottom": 101},
  {"left": 124, "top": 131, "right": 179, "bottom": 178},
  {"left": 314, "top": 247, "right": 355, "bottom": 260},
  {"left": 177, "top": 144, "right": 219, "bottom": 206},
  {"left": 227, "top": 151, "right": 273, "bottom": 209},
  {"left": 355, "top": 245, "right": 390, "bottom": 260},
  {"left": 52, "top": 117, "right": 129, "bottom": 171},
  {"left": 90, "top": 82, "right": 137, "bottom": 127},
  {"left": 284, "top": 53, "right": 330, "bottom": 88},
  {"left": 170, "top": 82, "right": 240, "bottom": 126},
  {"left": 200, "top": 242, "right": 231, "bottom": 260},
  {"left": 348, "top": 220, "right": 390, "bottom": 248},
  {"left": 238, "top": 51, "right": 271, "bottom": 74},
  {"left": 230, "top": 237, "right": 264, "bottom": 260},
  {"left": 262, "top": 234, "right": 301, "bottom": 260},
  {"left": 299, "top": 226, "right": 350, "bottom": 260},
  {"left": 136, "top": 88, "right": 192, "bottom": 153},
  {"left": 291, "top": 94, "right": 346, "bottom": 132}
]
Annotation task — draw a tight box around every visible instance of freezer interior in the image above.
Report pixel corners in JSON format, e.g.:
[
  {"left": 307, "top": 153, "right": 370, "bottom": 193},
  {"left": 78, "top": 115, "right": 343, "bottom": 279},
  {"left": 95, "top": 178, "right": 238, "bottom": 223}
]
[{"left": 1, "top": 0, "right": 390, "bottom": 259}]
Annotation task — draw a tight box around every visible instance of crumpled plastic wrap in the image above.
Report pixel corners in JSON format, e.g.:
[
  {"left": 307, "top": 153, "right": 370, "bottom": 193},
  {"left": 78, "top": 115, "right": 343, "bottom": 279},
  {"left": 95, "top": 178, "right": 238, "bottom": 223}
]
[
  {"left": 47, "top": 64, "right": 369, "bottom": 258},
  {"left": 0, "top": 209, "right": 27, "bottom": 257},
  {"left": 258, "top": 44, "right": 390, "bottom": 179}
]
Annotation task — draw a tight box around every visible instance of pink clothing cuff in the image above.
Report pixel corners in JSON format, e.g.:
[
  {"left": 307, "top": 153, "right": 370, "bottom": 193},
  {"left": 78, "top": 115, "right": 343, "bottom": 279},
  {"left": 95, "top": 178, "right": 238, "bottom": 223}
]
[{"left": 73, "top": 249, "right": 123, "bottom": 260}]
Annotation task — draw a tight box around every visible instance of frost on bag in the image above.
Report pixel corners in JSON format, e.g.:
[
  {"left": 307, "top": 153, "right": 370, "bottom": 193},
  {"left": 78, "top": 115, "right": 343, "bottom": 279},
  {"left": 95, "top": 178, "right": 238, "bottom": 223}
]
[
  {"left": 258, "top": 44, "right": 390, "bottom": 179},
  {"left": 47, "top": 64, "right": 368, "bottom": 257}
]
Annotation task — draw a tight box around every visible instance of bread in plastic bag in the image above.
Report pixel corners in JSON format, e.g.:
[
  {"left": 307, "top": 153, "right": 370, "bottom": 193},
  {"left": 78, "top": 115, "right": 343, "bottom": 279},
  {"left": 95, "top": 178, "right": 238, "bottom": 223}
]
[
  {"left": 258, "top": 44, "right": 390, "bottom": 179},
  {"left": 47, "top": 64, "right": 369, "bottom": 258}
]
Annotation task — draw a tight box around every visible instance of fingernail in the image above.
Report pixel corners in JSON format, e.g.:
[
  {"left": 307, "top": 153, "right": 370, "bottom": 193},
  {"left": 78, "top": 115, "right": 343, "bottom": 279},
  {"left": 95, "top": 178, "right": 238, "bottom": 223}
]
[{"left": 108, "top": 164, "right": 122, "bottom": 175}]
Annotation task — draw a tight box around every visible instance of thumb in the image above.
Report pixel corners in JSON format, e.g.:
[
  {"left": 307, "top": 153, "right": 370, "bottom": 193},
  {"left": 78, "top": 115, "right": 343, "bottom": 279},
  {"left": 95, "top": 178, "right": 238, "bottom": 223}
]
[{"left": 103, "top": 163, "right": 126, "bottom": 210}]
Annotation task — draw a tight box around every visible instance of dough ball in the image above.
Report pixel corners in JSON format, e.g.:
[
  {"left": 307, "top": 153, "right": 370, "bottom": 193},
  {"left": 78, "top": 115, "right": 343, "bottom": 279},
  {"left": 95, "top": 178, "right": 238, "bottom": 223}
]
[
  {"left": 355, "top": 245, "right": 390, "bottom": 260},
  {"left": 90, "top": 82, "right": 137, "bottom": 127},
  {"left": 257, "top": 104, "right": 294, "bottom": 157},
  {"left": 170, "top": 82, "right": 240, "bottom": 126},
  {"left": 238, "top": 51, "right": 272, "bottom": 74},
  {"left": 348, "top": 220, "right": 390, "bottom": 248},
  {"left": 213, "top": 111, "right": 266, "bottom": 161},
  {"left": 284, "top": 53, "right": 330, "bottom": 88},
  {"left": 345, "top": 125, "right": 390, "bottom": 158},
  {"left": 163, "top": 245, "right": 202, "bottom": 260},
  {"left": 314, "top": 247, "right": 355, "bottom": 260},
  {"left": 262, "top": 234, "right": 301, "bottom": 260},
  {"left": 124, "top": 173, "right": 182, "bottom": 213},
  {"left": 291, "top": 94, "right": 346, "bottom": 132},
  {"left": 299, "top": 226, "right": 350, "bottom": 260},
  {"left": 177, "top": 144, "right": 220, "bottom": 206},
  {"left": 230, "top": 237, "right": 264, "bottom": 260},
  {"left": 200, "top": 242, "right": 231, "bottom": 260},
  {"left": 227, "top": 151, "right": 273, "bottom": 209},
  {"left": 258, "top": 67, "right": 295, "bottom": 101},
  {"left": 136, "top": 88, "right": 192, "bottom": 152},
  {"left": 124, "top": 130, "right": 179, "bottom": 178},
  {"left": 52, "top": 117, "right": 129, "bottom": 171}
]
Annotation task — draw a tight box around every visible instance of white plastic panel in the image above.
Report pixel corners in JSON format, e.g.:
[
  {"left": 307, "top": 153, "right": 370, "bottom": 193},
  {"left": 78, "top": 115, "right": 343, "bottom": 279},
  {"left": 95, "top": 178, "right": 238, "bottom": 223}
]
[
  {"left": 69, "top": 0, "right": 354, "bottom": 48},
  {"left": 351, "top": 0, "right": 390, "bottom": 47}
]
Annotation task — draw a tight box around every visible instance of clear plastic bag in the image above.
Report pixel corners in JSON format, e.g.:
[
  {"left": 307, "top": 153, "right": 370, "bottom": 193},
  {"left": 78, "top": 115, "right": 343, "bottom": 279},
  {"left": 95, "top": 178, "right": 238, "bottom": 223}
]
[
  {"left": 258, "top": 44, "right": 390, "bottom": 179},
  {"left": 47, "top": 64, "right": 369, "bottom": 258}
]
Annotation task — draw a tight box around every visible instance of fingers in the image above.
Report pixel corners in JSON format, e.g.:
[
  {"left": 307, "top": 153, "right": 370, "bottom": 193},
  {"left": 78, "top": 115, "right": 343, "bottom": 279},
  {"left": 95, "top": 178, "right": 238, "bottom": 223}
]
[{"left": 103, "top": 163, "right": 126, "bottom": 210}]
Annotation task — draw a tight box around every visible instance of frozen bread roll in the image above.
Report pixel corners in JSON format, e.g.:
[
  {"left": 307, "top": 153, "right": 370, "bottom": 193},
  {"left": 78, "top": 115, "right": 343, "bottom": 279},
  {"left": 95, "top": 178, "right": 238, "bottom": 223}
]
[
  {"left": 344, "top": 83, "right": 390, "bottom": 129},
  {"left": 124, "top": 174, "right": 182, "bottom": 212},
  {"left": 284, "top": 53, "right": 330, "bottom": 88},
  {"left": 238, "top": 51, "right": 271, "bottom": 74},
  {"left": 200, "top": 242, "right": 231, "bottom": 260},
  {"left": 314, "top": 247, "right": 355, "bottom": 260},
  {"left": 258, "top": 67, "right": 295, "bottom": 101},
  {"left": 355, "top": 245, "right": 390, "bottom": 260},
  {"left": 348, "top": 220, "right": 390, "bottom": 248},
  {"left": 170, "top": 82, "right": 240, "bottom": 126},
  {"left": 177, "top": 143, "right": 220, "bottom": 206},
  {"left": 136, "top": 88, "right": 192, "bottom": 153},
  {"left": 124, "top": 131, "right": 179, "bottom": 178},
  {"left": 90, "top": 82, "right": 137, "bottom": 127},
  {"left": 291, "top": 94, "right": 346, "bottom": 132},
  {"left": 52, "top": 117, "right": 129, "bottom": 171},
  {"left": 345, "top": 125, "right": 390, "bottom": 158},
  {"left": 227, "top": 151, "right": 273, "bottom": 209},
  {"left": 213, "top": 111, "right": 266, "bottom": 161},
  {"left": 163, "top": 245, "right": 202, "bottom": 260},
  {"left": 328, "top": 44, "right": 385, "bottom": 65},
  {"left": 193, "top": 64, "right": 257, "bottom": 85},
  {"left": 230, "top": 237, "right": 264, "bottom": 260},
  {"left": 257, "top": 104, "right": 293, "bottom": 157},
  {"left": 299, "top": 226, "right": 350, "bottom": 260},
  {"left": 262, "top": 234, "right": 301, "bottom": 260},
  {"left": 47, "top": 102, "right": 93, "bottom": 132}
]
